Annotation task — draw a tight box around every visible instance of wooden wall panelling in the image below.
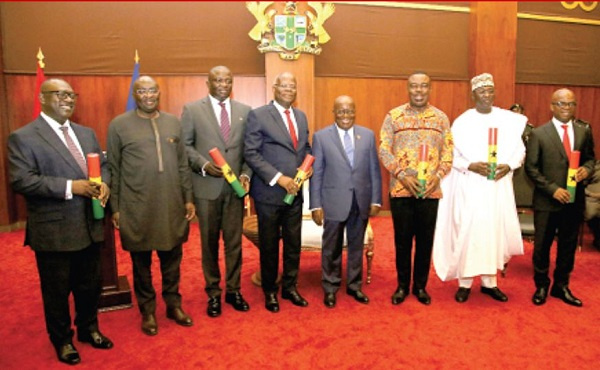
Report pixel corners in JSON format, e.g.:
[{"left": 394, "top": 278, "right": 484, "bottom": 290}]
[{"left": 0, "top": 13, "right": 12, "bottom": 227}]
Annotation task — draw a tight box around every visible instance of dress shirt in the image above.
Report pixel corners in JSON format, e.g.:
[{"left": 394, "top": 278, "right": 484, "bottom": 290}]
[{"left": 552, "top": 117, "right": 574, "bottom": 152}]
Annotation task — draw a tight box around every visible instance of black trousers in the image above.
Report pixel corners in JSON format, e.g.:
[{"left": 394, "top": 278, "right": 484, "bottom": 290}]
[
  {"left": 533, "top": 204, "right": 581, "bottom": 289},
  {"left": 255, "top": 199, "right": 302, "bottom": 294},
  {"left": 322, "top": 193, "right": 367, "bottom": 293},
  {"left": 390, "top": 197, "right": 439, "bottom": 290},
  {"left": 35, "top": 243, "right": 102, "bottom": 346},
  {"left": 130, "top": 244, "right": 183, "bottom": 315},
  {"left": 195, "top": 186, "right": 244, "bottom": 298}
]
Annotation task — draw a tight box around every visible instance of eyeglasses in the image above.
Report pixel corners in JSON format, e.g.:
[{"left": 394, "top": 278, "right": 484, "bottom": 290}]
[
  {"left": 552, "top": 101, "right": 577, "bottom": 108},
  {"left": 335, "top": 109, "right": 356, "bottom": 115},
  {"left": 42, "top": 90, "right": 78, "bottom": 100},
  {"left": 211, "top": 78, "right": 232, "bottom": 85},
  {"left": 135, "top": 88, "right": 159, "bottom": 96},
  {"left": 275, "top": 84, "right": 297, "bottom": 91}
]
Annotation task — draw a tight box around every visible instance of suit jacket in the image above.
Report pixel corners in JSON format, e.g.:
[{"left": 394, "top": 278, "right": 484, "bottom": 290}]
[
  {"left": 8, "top": 116, "right": 109, "bottom": 252},
  {"left": 310, "top": 124, "right": 382, "bottom": 221},
  {"left": 181, "top": 96, "right": 252, "bottom": 200},
  {"left": 525, "top": 119, "right": 595, "bottom": 212},
  {"left": 244, "top": 102, "right": 311, "bottom": 206}
]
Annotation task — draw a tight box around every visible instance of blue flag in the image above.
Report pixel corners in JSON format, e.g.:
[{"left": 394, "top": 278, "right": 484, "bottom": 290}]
[{"left": 125, "top": 50, "right": 140, "bottom": 111}]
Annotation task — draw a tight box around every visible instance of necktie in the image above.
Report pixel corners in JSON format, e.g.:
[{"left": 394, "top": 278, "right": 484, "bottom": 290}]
[
  {"left": 59, "top": 126, "right": 88, "bottom": 176},
  {"left": 561, "top": 124, "right": 571, "bottom": 157},
  {"left": 284, "top": 109, "right": 298, "bottom": 149},
  {"left": 344, "top": 130, "right": 354, "bottom": 168},
  {"left": 219, "top": 102, "right": 230, "bottom": 143}
]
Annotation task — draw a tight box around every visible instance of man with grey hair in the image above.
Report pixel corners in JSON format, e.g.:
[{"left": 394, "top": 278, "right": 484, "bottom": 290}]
[{"left": 433, "top": 73, "right": 527, "bottom": 303}]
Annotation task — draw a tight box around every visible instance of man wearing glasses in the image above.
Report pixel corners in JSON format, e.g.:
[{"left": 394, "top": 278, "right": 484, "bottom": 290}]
[
  {"left": 525, "top": 88, "right": 595, "bottom": 307},
  {"left": 107, "top": 76, "right": 196, "bottom": 335},
  {"left": 8, "top": 79, "right": 112, "bottom": 365},
  {"left": 244, "top": 72, "right": 312, "bottom": 312}
]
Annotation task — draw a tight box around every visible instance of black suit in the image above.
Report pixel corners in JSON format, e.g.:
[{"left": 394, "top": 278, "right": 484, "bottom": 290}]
[
  {"left": 244, "top": 102, "right": 311, "bottom": 294},
  {"left": 525, "top": 119, "right": 595, "bottom": 289},
  {"left": 8, "top": 116, "right": 109, "bottom": 346}
]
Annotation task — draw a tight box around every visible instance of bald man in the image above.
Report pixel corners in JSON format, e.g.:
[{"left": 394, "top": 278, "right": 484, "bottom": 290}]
[
  {"left": 244, "top": 72, "right": 312, "bottom": 312},
  {"left": 8, "top": 79, "right": 112, "bottom": 364},
  {"left": 525, "top": 88, "right": 595, "bottom": 307},
  {"left": 108, "top": 76, "right": 196, "bottom": 335}
]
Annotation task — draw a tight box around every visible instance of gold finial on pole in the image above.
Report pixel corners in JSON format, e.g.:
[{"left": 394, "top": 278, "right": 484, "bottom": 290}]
[
  {"left": 134, "top": 49, "right": 140, "bottom": 64},
  {"left": 37, "top": 47, "right": 45, "bottom": 69}
]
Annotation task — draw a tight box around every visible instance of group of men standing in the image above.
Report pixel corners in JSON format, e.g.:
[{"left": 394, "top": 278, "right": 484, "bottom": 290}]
[{"left": 7, "top": 68, "right": 594, "bottom": 365}]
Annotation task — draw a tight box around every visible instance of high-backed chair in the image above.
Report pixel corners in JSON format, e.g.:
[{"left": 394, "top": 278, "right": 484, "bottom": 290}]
[{"left": 513, "top": 166, "right": 535, "bottom": 241}]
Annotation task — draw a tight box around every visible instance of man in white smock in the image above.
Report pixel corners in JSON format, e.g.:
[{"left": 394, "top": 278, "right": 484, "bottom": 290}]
[{"left": 433, "top": 73, "right": 527, "bottom": 303}]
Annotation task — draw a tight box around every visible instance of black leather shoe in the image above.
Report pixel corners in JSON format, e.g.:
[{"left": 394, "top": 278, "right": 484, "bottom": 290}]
[
  {"left": 413, "top": 288, "right": 431, "bottom": 305},
  {"left": 391, "top": 287, "right": 408, "bottom": 305},
  {"left": 225, "top": 292, "right": 250, "bottom": 312},
  {"left": 346, "top": 289, "right": 369, "bottom": 304},
  {"left": 265, "top": 292, "right": 280, "bottom": 313},
  {"left": 455, "top": 287, "right": 471, "bottom": 303},
  {"left": 55, "top": 342, "right": 81, "bottom": 365},
  {"left": 282, "top": 289, "right": 309, "bottom": 307},
  {"left": 141, "top": 314, "right": 158, "bottom": 336},
  {"left": 167, "top": 307, "right": 194, "bottom": 326},
  {"left": 480, "top": 286, "right": 508, "bottom": 302},
  {"left": 324, "top": 292, "right": 336, "bottom": 308},
  {"left": 77, "top": 330, "right": 113, "bottom": 349},
  {"left": 532, "top": 287, "right": 548, "bottom": 306},
  {"left": 550, "top": 286, "right": 583, "bottom": 307},
  {"left": 206, "top": 296, "right": 222, "bottom": 318}
]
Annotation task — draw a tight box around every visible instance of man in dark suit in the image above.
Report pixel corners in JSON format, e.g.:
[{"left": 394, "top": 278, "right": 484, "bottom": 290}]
[
  {"left": 244, "top": 72, "right": 312, "bottom": 312},
  {"left": 8, "top": 79, "right": 113, "bottom": 365},
  {"left": 310, "top": 95, "right": 382, "bottom": 308},
  {"left": 181, "top": 66, "right": 252, "bottom": 317},
  {"left": 525, "top": 88, "right": 595, "bottom": 307}
]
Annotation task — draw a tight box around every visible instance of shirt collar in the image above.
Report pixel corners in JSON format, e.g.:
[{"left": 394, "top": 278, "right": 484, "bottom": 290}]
[
  {"left": 209, "top": 95, "right": 230, "bottom": 107},
  {"left": 41, "top": 112, "right": 71, "bottom": 130}
]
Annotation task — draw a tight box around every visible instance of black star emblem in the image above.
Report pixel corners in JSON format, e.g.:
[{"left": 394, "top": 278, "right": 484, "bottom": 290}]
[
  {"left": 491, "top": 151, "right": 497, "bottom": 158},
  {"left": 226, "top": 169, "right": 234, "bottom": 177},
  {"left": 570, "top": 175, "right": 576, "bottom": 182}
]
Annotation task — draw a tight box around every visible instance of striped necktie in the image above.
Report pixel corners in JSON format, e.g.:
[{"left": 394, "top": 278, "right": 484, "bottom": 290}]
[{"left": 59, "top": 126, "right": 87, "bottom": 175}]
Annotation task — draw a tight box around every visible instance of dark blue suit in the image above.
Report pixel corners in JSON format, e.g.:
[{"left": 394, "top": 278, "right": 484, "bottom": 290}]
[
  {"left": 244, "top": 102, "right": 311, "bottom": 293},
  {"left": 8, "top": 116, "right": 109, "bottom": 346},
  {"left": 310, "top": 124, "right": 382, "bottom": 292}
]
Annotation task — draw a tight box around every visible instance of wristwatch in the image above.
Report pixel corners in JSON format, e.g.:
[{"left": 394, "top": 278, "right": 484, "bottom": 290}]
[{"left": 398, "top": 171, "right": 406, "bottom": 180}]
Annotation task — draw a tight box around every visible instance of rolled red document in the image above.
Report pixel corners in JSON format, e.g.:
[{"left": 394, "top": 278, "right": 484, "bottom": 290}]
[
  {"left": 566, "top": 150, "right": 580, "bottom": 203},
  {"left": 208, "top": 148, "right": 247, "bottom": 198},
  {"left": 283, "top": 154, "right": 315, "bottom": 205},
  {"left": 87, "top": 153, "right": 104, "bottom": 220}
]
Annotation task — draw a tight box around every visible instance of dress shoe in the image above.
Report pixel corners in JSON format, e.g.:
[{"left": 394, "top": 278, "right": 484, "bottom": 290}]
[
  {"left": 412, "top": 288, "right": 431, "bottom": 305},
  {"left": 455, "top": 287, "right": 471, "bottom": 303},
  {"left": 346, "top": 289, "right": 369, "bottom": 304},
  {"left": 225, "top": 292, "right": 250, "bottom": 312},
  {"left": 480, "top": 286, "right": 508, "bottom": 302},
  {"left": 77, "top": 330, "right": 113, "bottom": 349},
  {"left": 265, "top": 292, "right": 280, "bottom": 313},
  {"left": 141, "top": 314, "right": 158, "bottom": 336},
  {"left": 532, "top": 287, "right": 548, "bottom": 306},
  {"left": 391, "top": 287, "right": 408, "bottom": 305},
  {"left": 206, "top": 296, "right": 222, "bottom": 318},
  {"left": 281, "top": 289, "right": 309, "bottom": 307},
  {"left": 55, "top": 342, "right": 81, "bottom": 365},
  {"left": 167, "top": 307, "right": 194, "bottom": 326},
  {"left": 324, "top": 292, "right": 336, "bottom": 308},
  {"left": 550, "top": 286, "right": 583, "bottom": 307}
]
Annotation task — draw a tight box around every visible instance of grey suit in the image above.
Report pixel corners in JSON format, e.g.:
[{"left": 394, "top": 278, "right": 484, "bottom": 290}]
[
  {"left": 310, "top": 124, "right": 382, "bottom": 292},
  {"left": 244, "top": 102, "right": 311, "bottom": 293},
  {"left": 181, "top": 96, "right": 251, "bottom": 297},
  {"left": 525, "top": 119, "right": 595, "bottom": 288},
  {"left": 8, "top": 116, "right": 109, "bottom": 346}
]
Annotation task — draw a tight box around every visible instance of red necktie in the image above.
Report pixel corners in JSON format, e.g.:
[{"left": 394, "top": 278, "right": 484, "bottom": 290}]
[
  {"left": 561, "top": 124, "right": 571, "bottom": 157},
  {"left": 218, "top": 102, "right": 230, "bottom": 143},
  {"left": 284, "top": 109, "right": 298, "bottom": 149},
  {"left": 59, "top": 126, "right": 88, "bottom": 176}
]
